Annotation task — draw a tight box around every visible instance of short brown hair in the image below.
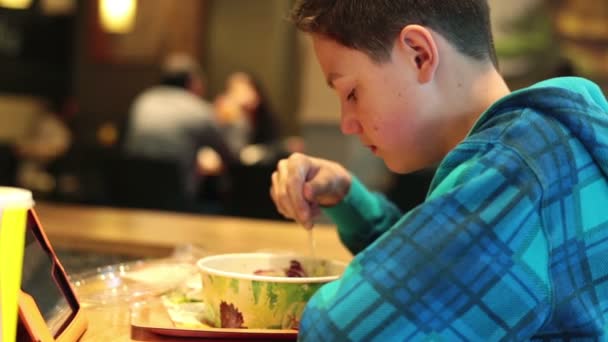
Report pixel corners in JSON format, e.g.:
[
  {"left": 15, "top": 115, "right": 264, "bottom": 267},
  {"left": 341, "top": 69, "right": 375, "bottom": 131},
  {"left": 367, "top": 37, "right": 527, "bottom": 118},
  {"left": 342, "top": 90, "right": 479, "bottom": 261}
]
[{"left": 291, "top": 0, "right": 498, "bottom": 67}]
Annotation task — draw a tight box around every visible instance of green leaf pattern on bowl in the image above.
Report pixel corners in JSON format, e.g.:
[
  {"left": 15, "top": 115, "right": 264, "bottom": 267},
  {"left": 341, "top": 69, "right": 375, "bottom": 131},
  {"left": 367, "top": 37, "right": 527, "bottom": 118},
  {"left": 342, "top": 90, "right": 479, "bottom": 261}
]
[{"left": 201, "top": 273, "right": 324, "bottom": 329}]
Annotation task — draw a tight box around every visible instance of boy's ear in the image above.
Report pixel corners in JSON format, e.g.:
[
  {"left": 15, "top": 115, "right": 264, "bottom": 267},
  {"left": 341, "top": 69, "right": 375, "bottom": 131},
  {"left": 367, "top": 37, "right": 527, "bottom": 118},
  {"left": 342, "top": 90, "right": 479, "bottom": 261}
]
[{"left": 397, "top": 25, "right": 438, "bottom": 83}]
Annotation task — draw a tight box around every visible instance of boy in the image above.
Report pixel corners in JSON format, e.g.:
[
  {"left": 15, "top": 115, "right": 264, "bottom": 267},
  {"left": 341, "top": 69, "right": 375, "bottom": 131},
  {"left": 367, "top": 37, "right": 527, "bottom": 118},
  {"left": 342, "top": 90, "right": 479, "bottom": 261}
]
[{"left": 270, "top": 0, "right": 608, "bottom": 340}]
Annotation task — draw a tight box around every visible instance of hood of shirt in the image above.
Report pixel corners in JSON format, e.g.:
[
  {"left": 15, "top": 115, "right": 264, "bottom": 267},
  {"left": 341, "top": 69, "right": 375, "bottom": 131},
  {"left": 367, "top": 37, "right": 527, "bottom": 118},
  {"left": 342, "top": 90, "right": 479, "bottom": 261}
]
[{"left": 471, "top": 76, "right": 608, "bottom": 179}]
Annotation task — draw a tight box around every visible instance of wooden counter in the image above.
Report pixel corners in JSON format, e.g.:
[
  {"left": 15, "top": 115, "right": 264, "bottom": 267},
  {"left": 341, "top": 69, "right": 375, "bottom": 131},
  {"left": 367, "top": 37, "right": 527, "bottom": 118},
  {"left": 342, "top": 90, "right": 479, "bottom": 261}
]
[
  {"left": 35, "top": 202, "right": 352, "bottom": 262},
  {"left": 33, "top": 202, "right": 353, "bottom": 341}
]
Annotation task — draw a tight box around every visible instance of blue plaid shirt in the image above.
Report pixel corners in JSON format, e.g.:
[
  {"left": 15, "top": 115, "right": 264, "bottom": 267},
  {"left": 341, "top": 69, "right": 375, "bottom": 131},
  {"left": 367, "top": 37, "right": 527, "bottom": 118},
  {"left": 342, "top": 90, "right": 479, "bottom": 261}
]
[{"left": 304, "top": 77, "right": 608, "bottom": 341}]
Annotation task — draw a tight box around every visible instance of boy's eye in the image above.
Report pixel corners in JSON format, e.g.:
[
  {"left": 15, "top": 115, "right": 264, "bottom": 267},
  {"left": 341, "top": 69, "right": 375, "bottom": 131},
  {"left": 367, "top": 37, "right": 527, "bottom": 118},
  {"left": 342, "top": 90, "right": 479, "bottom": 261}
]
[{"left": 346, "top": 89, "right": 357, "bottom": 102}]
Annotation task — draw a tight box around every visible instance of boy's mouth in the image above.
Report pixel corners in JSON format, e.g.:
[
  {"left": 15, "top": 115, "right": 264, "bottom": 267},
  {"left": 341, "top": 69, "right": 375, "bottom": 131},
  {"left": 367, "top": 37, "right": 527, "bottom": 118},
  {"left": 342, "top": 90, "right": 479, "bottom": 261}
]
[{"left": 368, "top": 145, "right": 378, "bottom": 154}]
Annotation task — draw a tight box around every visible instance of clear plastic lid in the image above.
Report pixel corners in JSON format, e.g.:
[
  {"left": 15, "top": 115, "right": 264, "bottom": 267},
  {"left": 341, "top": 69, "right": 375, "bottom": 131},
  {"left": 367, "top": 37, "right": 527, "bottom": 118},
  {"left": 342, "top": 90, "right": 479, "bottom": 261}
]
[{"left": 69, "top": 259, "right": 198, "bottom": 307}]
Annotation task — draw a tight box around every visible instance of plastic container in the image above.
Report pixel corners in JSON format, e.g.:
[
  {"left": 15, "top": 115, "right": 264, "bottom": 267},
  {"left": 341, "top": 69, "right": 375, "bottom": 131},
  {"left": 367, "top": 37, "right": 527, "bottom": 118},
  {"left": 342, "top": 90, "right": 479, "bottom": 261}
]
[
  {"left": 0, "top": 187, "right": 34, "bottom": 342},
  {"left": 69, "top": 259, "right": 198, "bottom": 307}
]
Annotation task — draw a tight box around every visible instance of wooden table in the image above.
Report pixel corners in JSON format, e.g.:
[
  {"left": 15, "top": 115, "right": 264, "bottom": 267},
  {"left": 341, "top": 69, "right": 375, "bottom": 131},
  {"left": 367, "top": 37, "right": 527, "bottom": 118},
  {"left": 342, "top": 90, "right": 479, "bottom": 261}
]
[{"left": 34, "top": 202, "right": 353, "bottom": 341}]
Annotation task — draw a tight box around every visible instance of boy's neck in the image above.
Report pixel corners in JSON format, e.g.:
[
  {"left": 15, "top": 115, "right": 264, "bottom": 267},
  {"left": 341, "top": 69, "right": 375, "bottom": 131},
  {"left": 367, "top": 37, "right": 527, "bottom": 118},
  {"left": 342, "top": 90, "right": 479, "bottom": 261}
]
[{"left": 437, "top": 57, "right": 511, "bottom": 155}]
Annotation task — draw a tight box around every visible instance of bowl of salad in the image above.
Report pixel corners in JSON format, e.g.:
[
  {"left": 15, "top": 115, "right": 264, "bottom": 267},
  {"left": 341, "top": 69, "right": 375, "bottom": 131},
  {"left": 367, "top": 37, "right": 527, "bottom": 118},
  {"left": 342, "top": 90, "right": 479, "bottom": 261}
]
[{"left": 196, "top": 253, "right": 346, "bottom": 330}]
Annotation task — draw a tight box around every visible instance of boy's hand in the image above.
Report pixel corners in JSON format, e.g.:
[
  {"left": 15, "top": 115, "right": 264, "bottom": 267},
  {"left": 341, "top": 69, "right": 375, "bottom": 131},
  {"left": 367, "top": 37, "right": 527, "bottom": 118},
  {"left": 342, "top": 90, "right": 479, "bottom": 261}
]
[{"left": 270, "top": 153, "right": 351, "bottom": 229}]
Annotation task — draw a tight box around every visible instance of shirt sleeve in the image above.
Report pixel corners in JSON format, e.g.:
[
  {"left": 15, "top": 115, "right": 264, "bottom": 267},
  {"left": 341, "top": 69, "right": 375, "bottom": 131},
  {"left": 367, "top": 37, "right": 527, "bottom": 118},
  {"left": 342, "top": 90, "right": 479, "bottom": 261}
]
[
  {"left": 300, "top": 145, "right": 552, "bottom": 341},
  {"left": 323, "top": 176, "right": 403, "bottom": 254}
]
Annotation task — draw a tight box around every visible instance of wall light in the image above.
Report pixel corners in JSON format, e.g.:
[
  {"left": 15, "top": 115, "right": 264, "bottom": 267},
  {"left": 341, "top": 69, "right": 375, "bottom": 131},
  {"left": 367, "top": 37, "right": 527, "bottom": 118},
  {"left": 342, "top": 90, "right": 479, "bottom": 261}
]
[
  {"left": 99, "top": 0, "right": 137, "bottom": 34},
  {"left": 0, "top": 0, "right": 33, "bottom": 9}
]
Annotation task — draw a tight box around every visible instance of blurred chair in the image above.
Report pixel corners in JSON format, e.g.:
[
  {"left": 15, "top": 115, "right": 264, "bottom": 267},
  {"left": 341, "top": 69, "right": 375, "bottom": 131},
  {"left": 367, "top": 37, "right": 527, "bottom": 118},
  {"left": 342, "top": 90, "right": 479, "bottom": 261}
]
[
  {"left": 47, "top": 146, "right": 113, "bottom": 205},
  {"left": 104, "top": 154, "right": 192, "bottom": 212},
  {"left": 224, "top": 162, "right": 285, "bottom": 220},
  {"left": 223, "top": 147, "right": 290, "bottom": 221}
]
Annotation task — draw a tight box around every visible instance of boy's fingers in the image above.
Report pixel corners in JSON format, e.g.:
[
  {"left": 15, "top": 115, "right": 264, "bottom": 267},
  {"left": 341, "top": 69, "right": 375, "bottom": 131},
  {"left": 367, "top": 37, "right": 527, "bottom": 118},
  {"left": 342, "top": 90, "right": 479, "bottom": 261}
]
[
  {"left": 271, "top": 170, "right": 296, "bottom": 220},
  {"left": 270, "top": 173, "right": 289, "bottom": 218},
  {"left": 303, "top": 182, "right": 316, "bottom": 203},
  {"left": 271, "top": 153, "right": 325, "bottom": 228},
  {"left": 273, "top": 157, "right": 311, "bottom": 225},
  {"left": 287, "top": 186, "right": 309, "bottom": 224},
  {"left": 285, "top": 156, "right": 315, "bottom": 223},
  {"left": 303, "top": 179, "right": 332, "bottom": 204},
  {"left": 310, "top": 203, "right": 321, "bottom": 218}
]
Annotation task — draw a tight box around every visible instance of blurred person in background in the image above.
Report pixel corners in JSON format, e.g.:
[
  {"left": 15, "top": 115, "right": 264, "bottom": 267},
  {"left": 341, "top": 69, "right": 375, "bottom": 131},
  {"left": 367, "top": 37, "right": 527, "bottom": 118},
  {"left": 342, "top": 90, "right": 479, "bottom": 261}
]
[
  {"left": 214, "top": 71, "right": 305, "bottom": 165},
  {"left": 212, "top": 71, "right": 305, "bottom": 218},
  {"left": 15, "top": 97, "right": 76, "bottom": 195},
  {"left": 123, "top": 53, "right": 238, "bottom": 201}
]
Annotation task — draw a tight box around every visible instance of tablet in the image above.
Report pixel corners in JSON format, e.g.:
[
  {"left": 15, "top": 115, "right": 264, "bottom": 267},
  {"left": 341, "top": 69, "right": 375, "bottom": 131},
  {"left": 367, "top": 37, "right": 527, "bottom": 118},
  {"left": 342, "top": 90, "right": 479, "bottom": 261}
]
[{"left": 17, "top": 209, "right": 87, "bottom": 342}]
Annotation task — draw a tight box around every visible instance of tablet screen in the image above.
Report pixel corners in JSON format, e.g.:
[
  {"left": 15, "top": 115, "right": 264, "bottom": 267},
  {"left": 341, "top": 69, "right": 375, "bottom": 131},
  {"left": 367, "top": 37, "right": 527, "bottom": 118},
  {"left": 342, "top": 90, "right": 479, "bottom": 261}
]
[{"left": 20, "top": 213, "right": 75, "bottom": 337}]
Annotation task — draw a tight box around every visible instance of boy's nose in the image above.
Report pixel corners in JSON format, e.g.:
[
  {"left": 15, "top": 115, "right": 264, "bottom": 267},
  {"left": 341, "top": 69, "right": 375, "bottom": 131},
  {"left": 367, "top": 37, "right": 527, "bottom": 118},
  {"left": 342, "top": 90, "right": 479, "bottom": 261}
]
[{"left": 340, "top": 112, "right": 362, "bottom": 135}]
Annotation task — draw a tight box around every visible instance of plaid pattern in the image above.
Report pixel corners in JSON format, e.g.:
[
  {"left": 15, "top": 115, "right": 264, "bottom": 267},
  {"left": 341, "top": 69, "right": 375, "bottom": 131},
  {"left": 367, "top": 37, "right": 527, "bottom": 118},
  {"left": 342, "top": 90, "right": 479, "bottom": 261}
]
[{"left": 314, "top": 78, "right": 608, "bottom": 341}]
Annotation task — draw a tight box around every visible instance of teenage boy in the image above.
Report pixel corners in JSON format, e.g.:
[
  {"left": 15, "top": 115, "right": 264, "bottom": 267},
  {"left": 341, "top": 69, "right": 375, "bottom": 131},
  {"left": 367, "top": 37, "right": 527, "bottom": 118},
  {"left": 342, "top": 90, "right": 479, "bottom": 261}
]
[{"left": 270, "top": 0, "right": 608, "bottom": 340}]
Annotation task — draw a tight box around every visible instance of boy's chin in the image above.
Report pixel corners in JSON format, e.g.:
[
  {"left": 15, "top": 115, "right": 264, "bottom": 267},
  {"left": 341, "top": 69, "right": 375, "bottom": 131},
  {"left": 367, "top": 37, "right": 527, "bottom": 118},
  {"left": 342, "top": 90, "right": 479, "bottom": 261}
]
[
  {"left": 384, "top": 160, "right": 409, "bottom": 174},
  {"left": 384, "top": 159, "right": 427, "bottom": 175}
]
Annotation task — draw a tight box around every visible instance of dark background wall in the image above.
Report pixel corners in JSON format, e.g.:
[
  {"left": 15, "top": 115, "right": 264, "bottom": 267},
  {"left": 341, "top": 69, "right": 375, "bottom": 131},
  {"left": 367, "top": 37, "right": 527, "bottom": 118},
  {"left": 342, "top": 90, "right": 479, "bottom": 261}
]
[
  {"left": 0, "top": 3, "right": 74, "bottom": 99},
  {"left": 67, "top": 0, "right": 300, "bottom": 147}
]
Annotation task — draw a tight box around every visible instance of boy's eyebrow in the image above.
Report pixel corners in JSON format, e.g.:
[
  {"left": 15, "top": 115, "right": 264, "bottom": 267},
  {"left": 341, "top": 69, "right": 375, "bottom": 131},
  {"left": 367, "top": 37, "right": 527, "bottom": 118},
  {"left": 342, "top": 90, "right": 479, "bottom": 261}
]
[{"left": 326, "top": 72, "right": 342, "bottom": 89}]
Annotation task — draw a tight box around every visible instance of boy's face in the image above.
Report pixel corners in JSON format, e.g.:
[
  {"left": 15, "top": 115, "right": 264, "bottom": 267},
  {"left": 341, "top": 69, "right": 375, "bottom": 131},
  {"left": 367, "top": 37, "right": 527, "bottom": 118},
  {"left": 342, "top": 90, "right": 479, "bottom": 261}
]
[{"left": 312, "top": 34, "right": 443, "bottom": 173}]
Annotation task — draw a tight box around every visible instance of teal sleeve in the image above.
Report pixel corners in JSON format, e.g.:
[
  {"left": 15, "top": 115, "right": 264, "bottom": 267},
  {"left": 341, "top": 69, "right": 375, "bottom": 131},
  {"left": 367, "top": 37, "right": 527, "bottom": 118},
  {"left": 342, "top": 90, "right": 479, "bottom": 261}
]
[
  {"left": 300, "top": 146, "right": 551, "bottom": 341},
  {"left": 322, "top": 176, "right": 402, "bottom": 255}
]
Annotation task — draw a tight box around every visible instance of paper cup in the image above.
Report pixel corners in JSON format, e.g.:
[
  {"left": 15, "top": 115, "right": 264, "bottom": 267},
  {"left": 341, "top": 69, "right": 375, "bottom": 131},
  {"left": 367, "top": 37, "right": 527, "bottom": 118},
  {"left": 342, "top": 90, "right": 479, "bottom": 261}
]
[{"left": 0, "top": 187, "right": 34, "bottom": 342}]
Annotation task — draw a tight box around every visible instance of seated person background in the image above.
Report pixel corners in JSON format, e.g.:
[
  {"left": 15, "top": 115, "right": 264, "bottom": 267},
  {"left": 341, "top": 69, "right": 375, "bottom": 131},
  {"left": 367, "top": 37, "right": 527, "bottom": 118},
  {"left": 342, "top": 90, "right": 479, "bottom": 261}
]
[
  {"left": 214, "top": 71, "right": 305, "bottom": 165},
  {"left": 15, "top": 98, "right": 75, "bottom": 195},
  {"left": 212, "top": 71, "right": 305, "bottom": 219},
  {"left": 123, "top": 53, "right": 238, "bottom": 202}
]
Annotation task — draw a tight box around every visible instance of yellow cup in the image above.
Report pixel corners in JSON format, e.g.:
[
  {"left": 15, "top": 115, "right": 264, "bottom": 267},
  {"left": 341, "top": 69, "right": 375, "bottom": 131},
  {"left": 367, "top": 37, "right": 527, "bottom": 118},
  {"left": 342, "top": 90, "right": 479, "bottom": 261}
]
[{"left": 0, "top": 187, "right": 34, "bottom": 342}]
